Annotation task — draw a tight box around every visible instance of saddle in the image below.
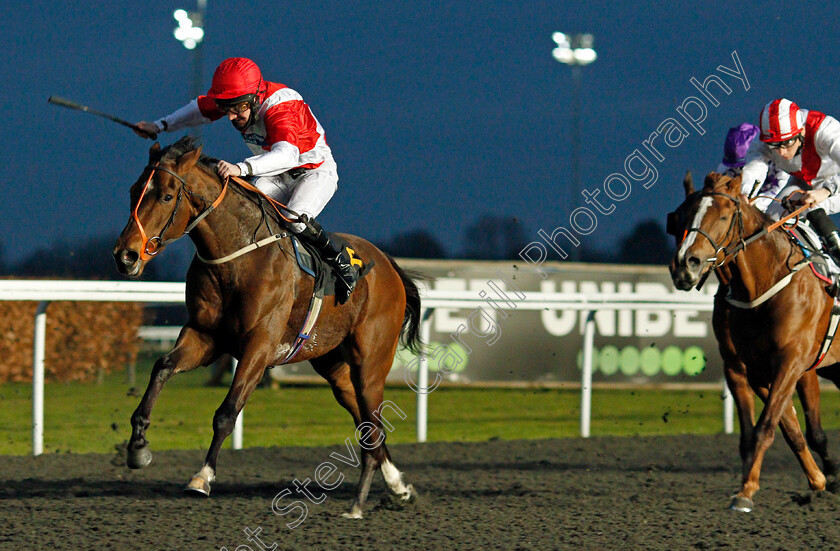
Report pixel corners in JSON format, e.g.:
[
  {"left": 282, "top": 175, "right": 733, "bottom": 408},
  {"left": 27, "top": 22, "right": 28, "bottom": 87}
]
[
  {"left": 784, "top": 224, "right": 839, "bottom": 294},
  {"left": 278, "top": 234, "right": 374, "bottom": 365}
]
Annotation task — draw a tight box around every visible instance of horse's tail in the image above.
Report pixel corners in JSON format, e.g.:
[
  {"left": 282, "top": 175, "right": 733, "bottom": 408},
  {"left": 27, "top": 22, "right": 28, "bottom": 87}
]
[{"left": 386, "top": 254, "right": 427, "bottom": 354}]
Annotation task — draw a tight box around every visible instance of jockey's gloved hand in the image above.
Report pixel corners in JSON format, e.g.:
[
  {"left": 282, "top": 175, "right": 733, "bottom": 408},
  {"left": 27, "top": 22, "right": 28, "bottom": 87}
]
[{"left": 781, "top": 195, "right": 795, "bottom": 213}]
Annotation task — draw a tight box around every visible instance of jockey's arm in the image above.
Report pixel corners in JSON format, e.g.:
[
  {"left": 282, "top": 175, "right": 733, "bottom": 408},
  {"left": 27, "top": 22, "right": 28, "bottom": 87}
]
[
  {"left": 236, "top": 141, "right": 301, "bottom": 178},
  {"left": 136, "top": 97, "right": 222, "bottom": 137},
  {"left": 235, "top": 105, "right": 306, "bottom": 177},
  {"left": 739, "top": 141, "right": 770, "bottom": 199}
]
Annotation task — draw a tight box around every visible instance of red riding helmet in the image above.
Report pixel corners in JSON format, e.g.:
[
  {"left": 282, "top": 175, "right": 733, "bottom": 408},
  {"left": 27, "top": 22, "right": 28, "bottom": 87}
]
[
  {"left": 759, "top": 98, "right": 805, "bottom": 143},
  {"left": 207, "top": 57, "right": 263, "bottom": 103}
]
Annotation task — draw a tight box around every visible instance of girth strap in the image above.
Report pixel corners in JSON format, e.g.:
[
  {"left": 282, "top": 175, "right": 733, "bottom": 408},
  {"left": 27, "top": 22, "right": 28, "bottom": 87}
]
[
  {"left": 725, "top": 260, "right": 811, "bottom": 309},
  {"left": 808, "top": 300, "right": 840, "bottom": 372},
  {"left": 280, "top": 294, "right": 324, "bottom": 365}
]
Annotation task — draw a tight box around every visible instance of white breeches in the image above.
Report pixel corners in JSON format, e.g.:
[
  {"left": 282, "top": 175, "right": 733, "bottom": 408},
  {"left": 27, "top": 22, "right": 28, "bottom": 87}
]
[{"left": 253, "top": 155, "right": 339, "bottom": 233}]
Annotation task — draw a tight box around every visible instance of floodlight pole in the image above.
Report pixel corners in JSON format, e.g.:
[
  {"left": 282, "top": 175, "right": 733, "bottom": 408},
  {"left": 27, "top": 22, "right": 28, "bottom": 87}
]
[{"left": 552, "top": 33, "right": 597, "bottom": 258}]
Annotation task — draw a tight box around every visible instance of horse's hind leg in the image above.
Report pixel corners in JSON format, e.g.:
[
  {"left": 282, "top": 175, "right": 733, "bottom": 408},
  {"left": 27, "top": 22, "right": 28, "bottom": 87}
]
[
  {"left": 127, "top": 327, "right": 214, "bottom": 469},
  {"left": 797, "top": 371, "right": 839, "bottom": 478},
  {"left": 342, "top": 333, "right": 414, "bottom": 519},
  {"left": 311, "top": 350, "right": 362, "bottom": 425},
  {"left": 313, "top": 349, "right": 414, "bottom": 518}
]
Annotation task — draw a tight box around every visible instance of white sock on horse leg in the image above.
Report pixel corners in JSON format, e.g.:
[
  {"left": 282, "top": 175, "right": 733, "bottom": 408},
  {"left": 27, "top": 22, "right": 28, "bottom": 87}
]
[{"left": 380, "top": 459, "right": 410, "bottom": 496}]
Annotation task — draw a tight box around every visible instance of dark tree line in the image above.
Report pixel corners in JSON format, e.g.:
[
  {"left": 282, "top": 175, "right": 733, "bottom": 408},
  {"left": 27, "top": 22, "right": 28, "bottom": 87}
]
[
  {"left": 379, "top": 215, "right": 671, "bottom": 265},
  {"left": 0, "top": 217, "right": 672, "bottom": 279}
]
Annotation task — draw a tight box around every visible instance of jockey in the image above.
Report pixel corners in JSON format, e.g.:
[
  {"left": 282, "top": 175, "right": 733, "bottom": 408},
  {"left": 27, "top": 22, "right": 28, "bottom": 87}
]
[
  {"left": 717, "top": 122, "right": 788, "bottom": 212},
  {"left": 741, "top": 98, "right": 840, "bottom": 263},
  {"left": 134, "top": 57, "right": 359, "bottom": 294}
]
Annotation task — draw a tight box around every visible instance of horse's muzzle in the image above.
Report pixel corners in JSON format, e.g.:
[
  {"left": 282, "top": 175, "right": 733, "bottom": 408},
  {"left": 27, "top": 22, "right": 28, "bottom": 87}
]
[
  {"left": 113, "top": 246, "right": 143, "bottom": 277},
  {"left": 670, "top": 255, "right": 703, "bottom": 291}
]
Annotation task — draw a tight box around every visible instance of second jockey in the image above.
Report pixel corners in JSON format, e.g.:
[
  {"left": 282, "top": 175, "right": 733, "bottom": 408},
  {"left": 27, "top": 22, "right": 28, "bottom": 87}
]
[
  {"left": 718, "top": 122, "right": 788, "bottom": 212},
  {"left": 741, "top": 98, "right": 840, "bottom": 263}
]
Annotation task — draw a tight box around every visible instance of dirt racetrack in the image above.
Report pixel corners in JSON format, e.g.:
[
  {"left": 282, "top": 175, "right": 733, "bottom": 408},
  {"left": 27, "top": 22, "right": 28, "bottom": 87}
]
[{"left": 3, "top": 432, "right": 840, "bottom": 550}]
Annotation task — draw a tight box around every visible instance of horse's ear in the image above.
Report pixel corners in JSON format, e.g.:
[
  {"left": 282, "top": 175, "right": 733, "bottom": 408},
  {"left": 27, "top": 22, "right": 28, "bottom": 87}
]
[
  {"left": 703, "top": 172, "right": 719, "bottom": 189},
  {"left": 148, "top": 142, "right": 162, "bottom": 164},
  {"left": 176, "top": 145, "right": 203, "bottom": 171},
  {"left": 683, "top": 171, "right": 695, "bottom": 196}
]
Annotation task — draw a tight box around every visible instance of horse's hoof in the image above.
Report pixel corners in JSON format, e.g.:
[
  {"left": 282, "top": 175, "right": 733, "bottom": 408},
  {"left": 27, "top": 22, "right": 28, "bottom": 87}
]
[
  {"left": 399, "top": 484, "right": 417, "bottom": 503},
  {"left": 126, "top": 446, "right": 153, "bottom": 469},
  {"left": 729, "top": 495, "right": 754, "bottom": 513},
  {"left": 341, "top": 504, "right": 363, "bottom": 519},
  {"left": 185, "top": 476, "right": 211, "bottom": 496}
]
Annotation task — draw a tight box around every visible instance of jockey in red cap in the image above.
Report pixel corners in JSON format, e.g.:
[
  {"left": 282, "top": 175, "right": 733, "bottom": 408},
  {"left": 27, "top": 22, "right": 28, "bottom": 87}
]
[
  {"left": 740, "top": 99, "right": 840, "bottom": 263},
  {"left": 135, "top": 57, "right": 359, "bottom": 293}
]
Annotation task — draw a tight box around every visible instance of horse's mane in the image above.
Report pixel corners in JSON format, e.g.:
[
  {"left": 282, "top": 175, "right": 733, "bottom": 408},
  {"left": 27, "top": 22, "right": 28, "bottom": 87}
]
[
  {"left": 703, "top": 172, "right": 774, "bottom": 227},
  {"left": 159, "top": 135, "right": 219, "bottom": 168}
]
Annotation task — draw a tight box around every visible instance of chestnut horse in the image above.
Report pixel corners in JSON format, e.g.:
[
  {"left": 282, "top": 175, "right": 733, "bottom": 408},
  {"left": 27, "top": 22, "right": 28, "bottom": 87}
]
[
  {"left": 669, "top": 172, "right": 840, "bottom": 512},
  {"left": 113, "top": 136, "right": 422, "bottom": 519}
]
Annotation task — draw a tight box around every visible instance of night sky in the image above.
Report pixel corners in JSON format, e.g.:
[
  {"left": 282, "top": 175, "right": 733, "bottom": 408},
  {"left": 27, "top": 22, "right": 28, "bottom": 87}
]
[{"left": 3, "top": 0, "right": 837, "bottom": 274}]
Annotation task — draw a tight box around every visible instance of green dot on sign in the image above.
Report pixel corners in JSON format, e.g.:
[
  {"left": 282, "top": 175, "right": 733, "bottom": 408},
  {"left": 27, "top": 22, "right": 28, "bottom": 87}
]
[
  {"left": 576, "top": 348, "right": 600, "bottom": 371},
  {"left": 620, "top": 346, "right": 640, "bottom": 376},
  {"left": 448, "top": 343, "right": 469, "bottom": 372},
  {"left": 662, "top": 346, "right": 683, "bottom": 376},
  {"left": 600, "top": 345, "right": 620, "bottom": 376},
  {"left": 683, "top": 346, "right": 706, "bottom": 376},
  {"left": 640, "top": 347, "right": 661, "bottom": 376}
]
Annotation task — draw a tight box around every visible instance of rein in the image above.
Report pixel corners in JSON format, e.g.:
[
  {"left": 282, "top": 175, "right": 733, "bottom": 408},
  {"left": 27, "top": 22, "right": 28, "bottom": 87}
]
[{"left": 192, "top": 175, "right": 303, "bottom": 265}]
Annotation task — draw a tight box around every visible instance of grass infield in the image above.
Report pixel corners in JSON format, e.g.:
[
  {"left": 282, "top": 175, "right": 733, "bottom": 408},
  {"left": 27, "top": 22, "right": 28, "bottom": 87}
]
[{"left": 3, "top": 361, "right": 840, "bottom": 455}]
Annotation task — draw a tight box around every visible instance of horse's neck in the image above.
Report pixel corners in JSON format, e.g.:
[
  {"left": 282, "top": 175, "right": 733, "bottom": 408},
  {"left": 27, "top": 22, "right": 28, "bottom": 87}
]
[
  {"left": 187, "top": 172, "right": 285, "bottom": 267},
  {"left": 728, "top": 206, "right": 799, "bottom": 298}
]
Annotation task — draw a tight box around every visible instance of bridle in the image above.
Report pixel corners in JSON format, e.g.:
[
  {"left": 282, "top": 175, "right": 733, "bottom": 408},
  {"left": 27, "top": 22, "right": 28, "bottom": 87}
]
[
  {"left": 676, "top": 190, "right": 811, "bottom": 270},
  {"left": 132, "top": 163, "right": 228, "bottom": 261},
  {"left": 679, "top": 191, "right": 747, "bottom": 269}
]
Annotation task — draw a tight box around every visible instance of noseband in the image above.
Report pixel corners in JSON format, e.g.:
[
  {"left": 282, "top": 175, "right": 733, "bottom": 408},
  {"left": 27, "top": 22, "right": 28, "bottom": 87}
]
[{"left": 132, "top": 163, "right": 228, "bottom": 260}]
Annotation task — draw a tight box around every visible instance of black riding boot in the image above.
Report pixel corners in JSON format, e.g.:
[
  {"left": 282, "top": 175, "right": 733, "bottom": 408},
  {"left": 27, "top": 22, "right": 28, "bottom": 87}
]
[
  {"left": 807, "top": 208, "right": 840, "bottom": 264},
  {"left": 298, "top": 215, "right": 359, "bottom": 295}
]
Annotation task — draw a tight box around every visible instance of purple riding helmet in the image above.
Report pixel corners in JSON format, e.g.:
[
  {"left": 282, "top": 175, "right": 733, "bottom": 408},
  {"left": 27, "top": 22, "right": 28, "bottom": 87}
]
[{"left": 721, "top": 122, "right": 760, "bottom": 168}]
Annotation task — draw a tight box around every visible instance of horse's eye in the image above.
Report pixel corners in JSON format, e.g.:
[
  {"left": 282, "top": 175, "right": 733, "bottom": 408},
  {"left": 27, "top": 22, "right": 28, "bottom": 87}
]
[{"left": 162, "top": 194, "right": 174, "bottom": 203}]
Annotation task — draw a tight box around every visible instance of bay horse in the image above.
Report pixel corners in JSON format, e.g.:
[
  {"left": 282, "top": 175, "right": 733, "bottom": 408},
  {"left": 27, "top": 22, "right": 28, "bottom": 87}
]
[
  {"left": 112, "top": 136, "right": 422, "bottom": 519},
  {"left": 669, "top": 171, "right": 840, "bottom": 512}
]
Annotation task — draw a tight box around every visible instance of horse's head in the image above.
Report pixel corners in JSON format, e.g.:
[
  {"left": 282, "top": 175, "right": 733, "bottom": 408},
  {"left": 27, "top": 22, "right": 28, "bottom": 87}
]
[
  {"left": 668, "top": 171, "right": 744, "bottom": 290},
  {"left": 112, "top": 137, "right": 207, "bottom": 277}
]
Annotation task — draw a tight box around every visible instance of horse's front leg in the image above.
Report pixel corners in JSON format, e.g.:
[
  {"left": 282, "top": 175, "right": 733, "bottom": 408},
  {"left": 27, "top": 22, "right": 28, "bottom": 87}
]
[
  {"left": 185, "top": 338, "right": 271, "bottom": 496},
  {"left": 723, "top": 360, "right": 755, "bottom": 471},
  {"left": 714, "top": 297, "right": 756, "bottom": 475},
  {"left": 730, "top": 364, "right": 802, "bottom": 512},
  {"left": 127, "top": 327, "right": 215, "bottom": 469}
]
